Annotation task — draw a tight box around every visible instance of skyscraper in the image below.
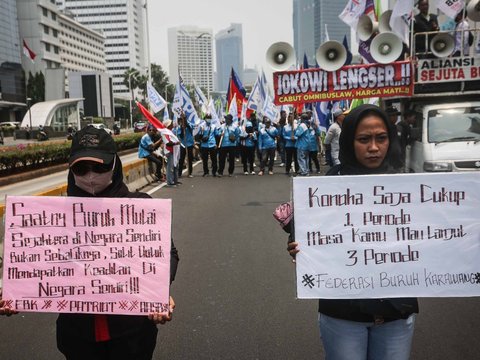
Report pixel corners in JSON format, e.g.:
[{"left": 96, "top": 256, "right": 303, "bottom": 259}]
[
  {"left": 293, "top": 0, "right": 350, "bottom": 66},
  {"left": 168, "top": 26, "right": 214, "bottom": 93},
  {"left": 57, "top": 0, "right": 147, "bottom": 97},
  {"left": 215, "top": 23, "right": 244, "bottom": 92}
]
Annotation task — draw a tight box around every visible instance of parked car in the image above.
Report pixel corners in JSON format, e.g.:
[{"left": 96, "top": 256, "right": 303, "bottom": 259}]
[
  {"left": 0, "top": 121, "right": 20, "bottom": 129},
  {"left": 134, "top": 121, "right": 147, "bottom": 133},
  {"left": 88, "top": 123, "right": 113, "bottom": 135}
]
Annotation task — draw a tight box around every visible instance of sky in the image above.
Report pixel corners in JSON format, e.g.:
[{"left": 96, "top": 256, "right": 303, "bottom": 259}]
[{"left": 147, "top": 0, "right": 292, "bottom": 80}]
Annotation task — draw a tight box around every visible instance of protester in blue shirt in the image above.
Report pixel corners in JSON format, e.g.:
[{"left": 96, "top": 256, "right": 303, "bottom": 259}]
[
  {"left": 138, "top": 125, "right": 164, "bottom": 181},
  {"left": 295, "top": 113, "right": 312, "bottom": 176},
  {"left": 218, "top": 114, "right": 240, "bottom": 177},
  {"left": 175, "top": 113, "right": 194, "bottom": 178},
  {"left": 282, "top": 112, "right": 298, "bottom": 175},
  {"left": 239, "top": 120, "right": 257, "bottom": 175},
  {"left": 277, "top": 110, "right": 287, "bottom": 166},
  {"left": 258, "top": 117, "right": 278, "bottom": 175},
  {"left": 308, "top": 120, "right": 321, "bottom": 174},
  {"left": 198, "top": 115, "right": 219, "bottom": 177}
]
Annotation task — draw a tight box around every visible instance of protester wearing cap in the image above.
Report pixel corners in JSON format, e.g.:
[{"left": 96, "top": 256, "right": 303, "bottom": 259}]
[
  {"left": 385, "top": 105, "right": 401, "bottom": 126},
  {"left": 324, "top": 109, "right": 346, "bottom": 167},
  {"left": 282, "top": 112, "right": 299, "bottom": 176},
  {"left": 52, "top": 125, "right": 179, "bottom": 359},
  {"left": 174, "top": 113, "right": 194, "bottom": 178},
  {"left": 162, "top": 119, "right": 181, "bottom": 187},
  {"left": 198, "top": 114, "right": 219, "bottom": 177},
  {"left": 294, "top": 113, "right": 313, "bottom": 176},
  {"left": 257, "top": 117, "right": 278, "bottom": 175},
  {"left": 138, "top": 124, "right": 164, "bottom": 182},
  {"left": 239, "top": 120, "right": 257, "bottom": 175},
  {"left": 218, "top": 114, "right": 240, "bottom": 177}
]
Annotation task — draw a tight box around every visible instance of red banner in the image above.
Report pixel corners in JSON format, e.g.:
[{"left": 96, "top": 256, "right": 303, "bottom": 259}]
[{"left": 273, "top": 61, "right": 413, "bottom": 105}]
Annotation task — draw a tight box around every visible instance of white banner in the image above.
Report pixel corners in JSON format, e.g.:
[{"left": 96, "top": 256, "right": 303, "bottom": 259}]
[
  {"left": 147, "top": 83, "right": 167, "bottom": 114},
  {"left": 417, "top": 57, "right": 480, "bottom": 83},
  {"left": 293, "top": 172, "right": 480, "bottom": 299}
]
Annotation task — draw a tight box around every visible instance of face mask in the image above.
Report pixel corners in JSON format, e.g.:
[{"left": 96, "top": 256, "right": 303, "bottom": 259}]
[{"left": 73, "top": 158, "right": 115, "bottom": 195}]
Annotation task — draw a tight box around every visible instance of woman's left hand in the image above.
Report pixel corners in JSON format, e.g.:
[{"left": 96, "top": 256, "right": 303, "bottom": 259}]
[{"left": 148, "top": 296, "right": 175, "bottom": 325}]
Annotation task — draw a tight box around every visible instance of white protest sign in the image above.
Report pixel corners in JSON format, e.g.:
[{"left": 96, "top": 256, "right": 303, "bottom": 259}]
[
  {"left": 293, "top": 173, "right": 480, "bottom": 299},
  {"left": 2, "top": 196, "right": 171, "bottom": 315}
]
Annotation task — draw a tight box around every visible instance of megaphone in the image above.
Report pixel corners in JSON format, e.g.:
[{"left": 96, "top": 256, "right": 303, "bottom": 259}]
[
  {"left": 266, "top": 42, "right": 296, "bottom": 71},
  {"left": 358, "top": 14, "right": 379, "bottom": 41},
  {"left": 379, "top": 10, "right": 393, "bottom": 33},
  {"left": 430, "top": 33, "right": 455, "bottom": 58},
  {"left": 467, "top": 0, "right": 480, "bottom": 22},
  {"left": 316, "top": 41, "right": 348, "bottom": 72},
  {"left": 370, "top": 32, "right": 403, "bottom": 64}
]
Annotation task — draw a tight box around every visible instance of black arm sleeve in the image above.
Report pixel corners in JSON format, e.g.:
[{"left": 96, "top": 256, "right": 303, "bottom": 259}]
[{"left": 169, "top": 238, "right": 179, "bottom": 284}]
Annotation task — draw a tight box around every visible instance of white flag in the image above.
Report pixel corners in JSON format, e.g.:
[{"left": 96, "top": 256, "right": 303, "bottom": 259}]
[
  {"left": 390, "top": 0, "right": 414, "bottom": 45},
  {"left": 434, "top": 0, "right": 464, "bottom": 19},
  {"left": 339, "top": 0, "right": 367, "bottom": 30},
  {"left": 262, "top": 95, "right": 279, "bottom": 123},
  {"left": 164, "top": 106, "right": 170, "bottom": 121},
  {"left": 147, "top": 83, "right": 167, "bottom": 114},
  {"left": 207, "top": 98, "right": 220, "bottom": 127},
  {"left": 228, "top": 93, "right": 238, "bottom": 124},
  {"left": 194, "top": 82, "right": 208, "bottom": 106},
  {"left": 246, "top": 77, "right": 264, "bottom": 112}
]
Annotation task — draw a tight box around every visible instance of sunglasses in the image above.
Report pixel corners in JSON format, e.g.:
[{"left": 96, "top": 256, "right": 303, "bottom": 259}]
[{"left": 71, "top": 159, "right": 114, "bottom": 176}]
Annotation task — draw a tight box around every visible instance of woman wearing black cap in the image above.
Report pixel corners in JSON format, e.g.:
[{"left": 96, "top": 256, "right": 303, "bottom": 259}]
[
  {"left": 58, "top": 125, "right": 179, "bottom": 360},
  {"left": 287, "top": 105, "right": 417, "bottom": 360}
]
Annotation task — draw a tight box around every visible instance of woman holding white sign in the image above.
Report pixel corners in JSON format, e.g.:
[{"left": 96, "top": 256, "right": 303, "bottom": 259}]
[{"left": 286, "top": 104, "right": 418, "bottom": 360}]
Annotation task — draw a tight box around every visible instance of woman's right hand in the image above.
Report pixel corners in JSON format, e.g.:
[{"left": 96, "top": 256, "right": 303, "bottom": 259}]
[{"left": 287, "top": 241, "right": 299, "bottom": 262}]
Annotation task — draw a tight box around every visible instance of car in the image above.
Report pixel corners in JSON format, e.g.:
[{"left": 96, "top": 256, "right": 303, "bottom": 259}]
[
  {"left": 0, "top": 121, "right": 20, "bottom": 129},
  {"left": 88, "top": 123, "right": 113, "bottom": 135},
  {"left": 134, "top": 121, "right": 147, "bottom": 133}
]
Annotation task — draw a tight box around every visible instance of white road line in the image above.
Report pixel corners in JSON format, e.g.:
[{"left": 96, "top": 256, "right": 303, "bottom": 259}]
[{"left": 146, "top": 160, "right": 202, "bottom": 195}]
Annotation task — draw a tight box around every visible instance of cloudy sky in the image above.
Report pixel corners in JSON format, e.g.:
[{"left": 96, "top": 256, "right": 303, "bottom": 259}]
[{"left": 148, "top": 0, "right": 292, "bottom": 78}]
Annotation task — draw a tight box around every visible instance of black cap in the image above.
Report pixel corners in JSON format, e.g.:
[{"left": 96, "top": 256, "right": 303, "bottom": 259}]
[
  {"left": 385, "top": 106, "right": 401, "bottom": 115},
  {"left": 69, "top": 125, "right": 116, "bottom": 166}
]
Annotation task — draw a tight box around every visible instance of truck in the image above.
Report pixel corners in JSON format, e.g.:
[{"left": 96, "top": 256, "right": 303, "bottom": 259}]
[{"left": 386, "top": 27, "right": 480, "bottom": 173}]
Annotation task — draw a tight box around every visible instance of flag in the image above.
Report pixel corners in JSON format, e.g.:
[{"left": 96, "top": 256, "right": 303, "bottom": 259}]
[
  {"left": 324, "top": 23, "right": 330, "bottom": 42},
  {"left": 226, "top": 68, "right": 247, "bottom": 118},
  {"left": 23, "top": 40, "right": 36, "bottom": 62},
  {"left": 136, "top": 101, "right": 181, "bottom": 145},
  {"left": 208, "top": 98, "right": 221, "bottom": 126},
  {"left": 358, "top": 36, "right": 376, "bottom": 63},
  {"left": 172, "top": 75, "right": 200, "bottom": 127},
  {"left": 240, "top": 100, "right": 248, "bottom": 127},
  {"left": 247, "top": 77, "right": 264, "bottom": 112},
  {"left": 228, "top": 93, "right": 238, "bottom": 124},
  {"left": 147, "top": 83, "right": 167, "bottom": 114},
  {"left": 313, "top": 103, "right": 329, "bottom": 132},
  {"left": 434, "top": 0, "right": 465, "bottom": 19},
  {"left": 163, "top": 105, "right": 170, "bottom": 122},
  {"left": 263, "top": 95, "right": 279, "bottom": 123},
  {"left": 343, "top": 35, "right": 353, "bottom": 66},
  {"left": 389, "top": 0, "right": 414, "bottom": 45},
  {"left": 339, "top": 0, "right": 367, "bottom": 30},
  {"left": 303, "top": 53, "right": 310, "bottom": 70}
]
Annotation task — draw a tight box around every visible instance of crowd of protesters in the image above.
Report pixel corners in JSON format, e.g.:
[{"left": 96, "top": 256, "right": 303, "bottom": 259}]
[{"left": 138, "top": 109, "right": 347, "bottom": 186}]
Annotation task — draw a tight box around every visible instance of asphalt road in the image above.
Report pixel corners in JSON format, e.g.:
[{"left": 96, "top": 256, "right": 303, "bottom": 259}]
[{"left": 1, "top": 160, "right": 479, "bottom": 359}]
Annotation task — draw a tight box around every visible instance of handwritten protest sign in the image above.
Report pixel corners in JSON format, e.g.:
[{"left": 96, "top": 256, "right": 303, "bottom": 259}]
[
  {"left": 1, "top": 196, "right": 171, "bottom": 315},
  {"left": 293, "top": 173, "right": 480, "bottom": 299}
]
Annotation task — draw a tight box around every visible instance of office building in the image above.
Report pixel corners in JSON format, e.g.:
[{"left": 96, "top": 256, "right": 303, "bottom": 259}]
[
  {"left": 168, "top": 26, "right": 214, "bottom": 93},
  {"left": 0, "top": 0, "right": 24, "bottom": 122},
  {"left": 293, "top": 0, "right": 350, "bottom": 66},
  {"left": 215, "top": 23, "right": 244, "bottom": 92},
  {"left": 57, "top": 0, "right": 147, "bottom": 97}
]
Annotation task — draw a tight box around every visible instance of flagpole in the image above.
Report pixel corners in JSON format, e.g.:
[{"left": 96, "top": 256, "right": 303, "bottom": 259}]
[{"left": 144, "top": 0, "right": 151, "bottom": 84}]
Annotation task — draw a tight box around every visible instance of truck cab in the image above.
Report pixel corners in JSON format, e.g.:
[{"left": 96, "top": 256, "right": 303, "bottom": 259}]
[{"left": 406, "top": 99, "right": 480, "bottom": 172}]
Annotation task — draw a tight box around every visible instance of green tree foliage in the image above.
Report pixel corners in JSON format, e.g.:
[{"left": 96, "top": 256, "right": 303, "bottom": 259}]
[{"left": 26, "top": 71, "right": 45, "bottom": 104}]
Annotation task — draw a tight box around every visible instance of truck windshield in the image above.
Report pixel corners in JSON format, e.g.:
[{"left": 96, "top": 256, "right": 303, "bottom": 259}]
[{"left": 428, "top": 107, "right": 480, "bottom": 143}]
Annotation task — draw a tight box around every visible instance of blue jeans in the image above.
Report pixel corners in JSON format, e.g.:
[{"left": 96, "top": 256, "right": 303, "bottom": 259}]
[
  {"left": 297, "top": 149, "right": 310, "bottom": 175},
  {"left": 319, "top": 313, "right": 416, "bottom": 360},
  {"left": 166, "top": 153, "right": 178, "bottom": 185}
]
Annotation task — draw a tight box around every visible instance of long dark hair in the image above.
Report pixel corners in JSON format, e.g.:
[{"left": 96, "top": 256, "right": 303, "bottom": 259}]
[{"left": 338, "top": 104, "right": 402, "bottom": 174}]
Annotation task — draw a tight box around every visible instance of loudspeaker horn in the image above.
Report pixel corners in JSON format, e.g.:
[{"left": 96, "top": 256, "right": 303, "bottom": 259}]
[
  {"left": 379, "top": 10, "right": 393, "bottom": 33},
  {"left": 430, "top": 33, "right": 455, "bottom": 58},
  {"left": 316, "top": 41, "right": 348, "bottom": 72},
  {"left": 266, "top": 42, "right": 296, "bottom": 71},
  {"left": 370, "top": 32, "right": 403, "bottom": 64},
  {"left": 467, "top": 0, "right": 480, "bottom": 22},
  {"left": 357, "top": 14, "right": 379, "bottom": 41}
]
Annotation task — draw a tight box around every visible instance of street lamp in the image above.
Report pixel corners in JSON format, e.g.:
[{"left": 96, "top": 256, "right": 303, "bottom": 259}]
[
  {"left": 128, "top": 73, "right": 134, "bottom": 130},
  {"left": 27, "top": 97, "right": 32, "bottom": 139}
]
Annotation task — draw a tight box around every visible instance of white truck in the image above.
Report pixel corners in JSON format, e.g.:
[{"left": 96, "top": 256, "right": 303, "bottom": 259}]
[{"left": 405, "top": 97, "right": 480, "bottom": 173}]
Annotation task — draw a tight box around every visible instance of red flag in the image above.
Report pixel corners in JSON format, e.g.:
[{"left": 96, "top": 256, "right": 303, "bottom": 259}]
[
  {"left": 23, "top": 40, "right": 36, "bottom": 62},
  {"left": 136, "top": 102, "right": 182, "bottom": 146},
  {"left": 227, "top": 68, "right": 247, "bottom": 118}
]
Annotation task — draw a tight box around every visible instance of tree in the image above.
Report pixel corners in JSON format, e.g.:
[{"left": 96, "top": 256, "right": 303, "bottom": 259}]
[{"left": 26, "top": 71, "right": 45, "bottom": 104}]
